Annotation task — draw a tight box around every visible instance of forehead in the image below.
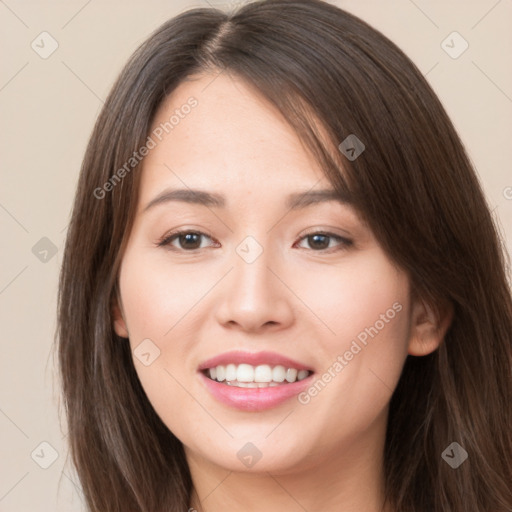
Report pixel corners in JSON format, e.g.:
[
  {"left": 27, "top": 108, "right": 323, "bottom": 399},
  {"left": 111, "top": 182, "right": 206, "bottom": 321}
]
[{"left": 141, "top": 71, "right": 330, "bottom": 195}]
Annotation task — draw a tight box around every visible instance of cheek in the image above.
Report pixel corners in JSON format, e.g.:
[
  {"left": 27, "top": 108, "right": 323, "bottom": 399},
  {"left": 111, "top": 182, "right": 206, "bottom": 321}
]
[
  {"left": 298, "top": 249, "right": 410, "bottom": 355},
  {"left": 297, "top": 252, "right": 411, "bottom": 434},
  {"left": 117, "top": 249, "right": 214, "bottom": 433},
  {"left": 119, "top": 248, "right": 210, "bottom": 340}
]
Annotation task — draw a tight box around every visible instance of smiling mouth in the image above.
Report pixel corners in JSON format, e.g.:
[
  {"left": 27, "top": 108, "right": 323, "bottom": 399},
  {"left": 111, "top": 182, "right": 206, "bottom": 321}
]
[{"left": 201, "top": 363, "right": 314, "bottom": 388}]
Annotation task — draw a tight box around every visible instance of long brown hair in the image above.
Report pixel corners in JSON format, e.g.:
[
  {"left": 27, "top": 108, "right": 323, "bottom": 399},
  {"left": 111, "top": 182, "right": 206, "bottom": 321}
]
[{"left": 57, "top": 0, "right": 512, "bottom": 510}]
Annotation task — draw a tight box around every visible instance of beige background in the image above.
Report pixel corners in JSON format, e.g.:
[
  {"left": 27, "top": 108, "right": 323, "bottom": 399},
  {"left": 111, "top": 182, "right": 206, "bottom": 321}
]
[{"left": 0, "top": 0, "right": 511, "bottom": 510}]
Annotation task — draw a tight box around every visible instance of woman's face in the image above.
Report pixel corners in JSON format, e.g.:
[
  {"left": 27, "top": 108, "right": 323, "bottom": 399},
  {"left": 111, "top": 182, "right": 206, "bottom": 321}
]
[{"left": 114, "top": 71, "right": 432, "bottom": 475}]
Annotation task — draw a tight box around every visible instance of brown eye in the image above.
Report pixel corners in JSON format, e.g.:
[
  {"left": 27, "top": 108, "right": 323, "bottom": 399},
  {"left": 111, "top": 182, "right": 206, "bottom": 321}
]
[
  {"left": 296, "top": 232, "right": 353, "bottom": 252},
  {"left": 176, "top": 232, "right": 203, "bottom": 249},
  {"left": 307, "top": 234, "right": 330, "bottom": 250},
  {"left": 157, "top": 230, "right": 215, "bottom": 251}
]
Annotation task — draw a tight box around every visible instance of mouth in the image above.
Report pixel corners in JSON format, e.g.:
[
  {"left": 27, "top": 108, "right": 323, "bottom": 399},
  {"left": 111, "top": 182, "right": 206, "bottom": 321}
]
[
  {"left": 197, "top": 351, "right": 315, "bottom": 411},
  {"left": 201, "top": 364, "right": 314, "bottom": 388}
]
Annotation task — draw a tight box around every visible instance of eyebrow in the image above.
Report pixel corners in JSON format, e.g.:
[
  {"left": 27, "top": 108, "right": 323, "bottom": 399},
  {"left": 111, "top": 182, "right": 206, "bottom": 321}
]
[{"left": 143, "top": 187, "right": 353, "bottom": 213}]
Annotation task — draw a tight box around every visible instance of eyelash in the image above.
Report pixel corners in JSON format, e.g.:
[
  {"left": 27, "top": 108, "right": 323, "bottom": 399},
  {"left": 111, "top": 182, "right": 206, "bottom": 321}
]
[{"left": 156, "top": 229, "right": 353, "bottom": 253}]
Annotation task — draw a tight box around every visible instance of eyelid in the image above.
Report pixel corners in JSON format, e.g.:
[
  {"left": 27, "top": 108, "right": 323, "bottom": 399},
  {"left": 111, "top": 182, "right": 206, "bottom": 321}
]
[{"left": 297, "top": 226, "right": 352, "bottom": 241}]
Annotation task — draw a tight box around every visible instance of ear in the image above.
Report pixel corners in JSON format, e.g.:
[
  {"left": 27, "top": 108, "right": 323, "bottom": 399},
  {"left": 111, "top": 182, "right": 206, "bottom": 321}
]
[
  {"left": 112, "top": 293, "right": 129, "bottom": 338},
  {"left": 408, "top": 297, "right": 453, "bottom": 356}
]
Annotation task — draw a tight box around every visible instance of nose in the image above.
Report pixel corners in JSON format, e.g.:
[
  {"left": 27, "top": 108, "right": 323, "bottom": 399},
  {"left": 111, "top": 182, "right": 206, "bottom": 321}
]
[{"left": 214, "top": 243, "right": 295, "bottom": 333}]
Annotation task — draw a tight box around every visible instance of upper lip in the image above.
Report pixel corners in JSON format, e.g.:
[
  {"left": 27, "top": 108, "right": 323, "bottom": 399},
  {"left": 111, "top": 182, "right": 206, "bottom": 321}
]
[{"left": 198, "top": 350, "right": 314, "bottom": 372}]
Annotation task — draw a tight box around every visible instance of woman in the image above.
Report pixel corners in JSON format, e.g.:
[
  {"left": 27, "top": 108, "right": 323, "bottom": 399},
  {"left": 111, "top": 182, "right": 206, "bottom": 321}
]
[{"left": 57, "top": 0, "right": 512, "bottom": 510}]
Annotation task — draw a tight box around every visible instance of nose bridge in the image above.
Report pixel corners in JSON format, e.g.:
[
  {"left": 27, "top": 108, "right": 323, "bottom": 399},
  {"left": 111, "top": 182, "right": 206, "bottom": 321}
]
[
  {"left": 214, "top": 233, "right": 294, "bottom": 330},
  {"left": 232, "top": 234, "right": 278, "bottom": 304}
]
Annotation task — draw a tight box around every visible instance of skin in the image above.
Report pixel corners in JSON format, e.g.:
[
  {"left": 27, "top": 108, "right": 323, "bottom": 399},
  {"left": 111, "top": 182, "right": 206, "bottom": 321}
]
[{"left": 113, "top": 70, "right": 452, "bottom": 512}]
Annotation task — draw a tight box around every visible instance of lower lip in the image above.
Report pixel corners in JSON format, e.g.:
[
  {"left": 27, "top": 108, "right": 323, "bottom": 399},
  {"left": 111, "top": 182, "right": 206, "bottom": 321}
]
[{"left": 198, "top": 371, "right": 314, "bottom": 411}]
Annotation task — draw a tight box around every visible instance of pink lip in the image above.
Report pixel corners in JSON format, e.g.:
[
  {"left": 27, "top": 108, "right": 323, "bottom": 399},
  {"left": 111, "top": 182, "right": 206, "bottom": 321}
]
[
  {"left": 198, "top": 371, "right": 314, "bottom": 412},
  {"left": 197, "top": 350, "right": 315, "bottom": 412},
  {"left": 198, "top": 350, "right": 313, "bottom": 372}
]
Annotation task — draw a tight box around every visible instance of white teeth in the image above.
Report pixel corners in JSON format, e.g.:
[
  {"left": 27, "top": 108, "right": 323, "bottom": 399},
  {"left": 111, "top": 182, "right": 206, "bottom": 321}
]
[
  {"left": 204, "top": 363, "right": 312, "bottom": 385},
  {"left": 286, "top": 368, "right": 298, "bottom": 382},
  {"left": 225, "top": 364, "right": 237, "bottom": 382},
  {"left": 237, "top": 364, "right": 255, "bottom": 382},
  {"left": 297, "top": 370, "right": 309, "bottom": 381},
  {"left": 216, "top": 365, "right": 226, "bottom": 382},
  {"left": 254, "top": 364, "right": 272, "bottom": 383},
  {"left": 272, "top": 365, "right": 286, "bottom": 382}
]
